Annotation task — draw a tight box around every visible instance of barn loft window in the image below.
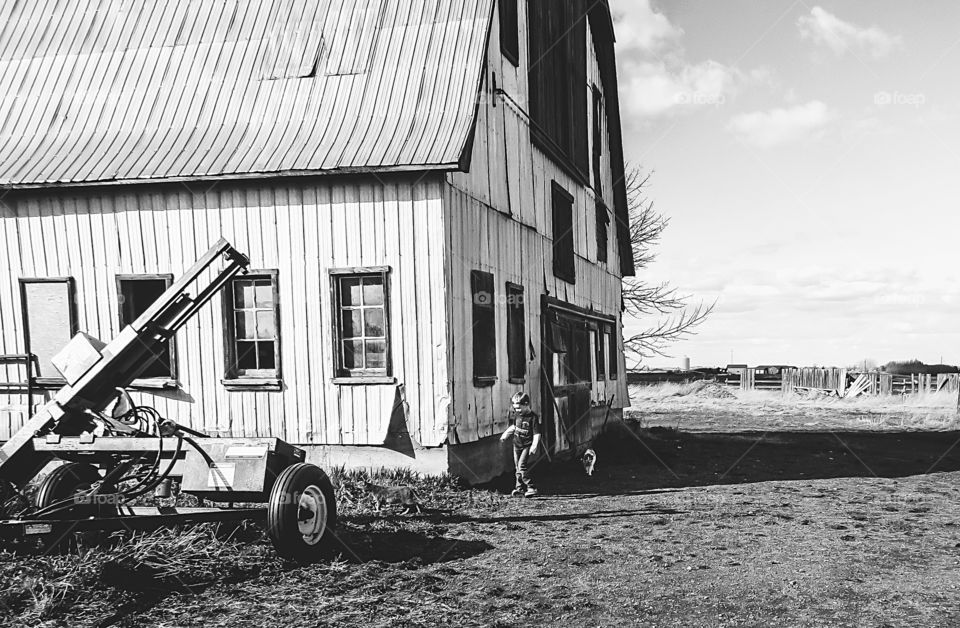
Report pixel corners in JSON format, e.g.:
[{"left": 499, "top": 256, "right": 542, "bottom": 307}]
[
  {"left": 471, "top": 270, "right": 497, "bottom": 385},
  {"left": 552, "top": 181, "right": 575, "bottom": 283},
  {"left": 506, "top": 282, "right": 525, "bottom": 383},
  {"left": 332, "top": 268, "right": 391, "bottom": 381},
  {"left": 18, "top": 278, "right": 78, "bottom": 386},
  {"left": 117, "top": 275, "right": 176, "bottom": 383},
  {"left": 595, "top": 200, "right": 609, "bottom": 264},
  {"left": 499, "top": 0, "right": 519, "bottom": 66},
  {"left": 223, "top": 271, "right": 281, "bottom": 390},
  {"left": 528, "top": 0, "right": 589, "bottom": 180},
  {"left": 591, "top": 84, "right": 604, "bottom": 192}
]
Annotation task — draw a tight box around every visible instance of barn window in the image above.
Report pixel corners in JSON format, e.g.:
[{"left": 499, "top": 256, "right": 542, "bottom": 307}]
[
  {"left": 606, "top": 322, "right": 618, "bottom": 379},
  {"left": 499, "top": 0, "right": 519, "bottom": 66},
  {"left": 552, "top": 181, "right": 575, "bottom": 283},
  {"left": 592, "top": 84, "right": 604, "bottom": 192},
  {"left": 506, "top": 282, "right": 525, "bottom": 383},
  {"left": 596, "top": 200, "right": 609, "bottom": 263},
  {"left": 18, "top": 278, "right": 77, "bottom": 386},
  {"left": 332, "top": 268, "right": 391, "bottom": 380},
  {"left": 471, "top": 270, "right": 497, "bottom": 385},
  {"left": 223, "top": 271, "right": 281, "bottom": 389},
  {"left": 117, "top": 275, "right": 176, "bottom": 382},
  {"left": 527, "top": 0, "right": 588, "bottom": 180},
  {"left": 594, "top": 325, "right": 605, "bottom": 380}
]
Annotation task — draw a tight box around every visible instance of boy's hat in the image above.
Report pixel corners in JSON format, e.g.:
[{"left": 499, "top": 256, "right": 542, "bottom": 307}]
[{"left": 511, "top": 391, "right": 530, "bottom": 405}]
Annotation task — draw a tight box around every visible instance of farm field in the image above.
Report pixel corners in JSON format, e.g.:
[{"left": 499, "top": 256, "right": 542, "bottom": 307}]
[{"left": 4, "top": 385, "right": 960, "bottom": 627}]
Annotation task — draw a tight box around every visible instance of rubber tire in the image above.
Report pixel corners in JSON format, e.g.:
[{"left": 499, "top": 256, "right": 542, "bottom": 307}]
[
  {"left": 35, "top": 462, "right": 103, "bottom": 517},
  {"left": 267, "top": 463, "right": 338, "bottom": 562}
]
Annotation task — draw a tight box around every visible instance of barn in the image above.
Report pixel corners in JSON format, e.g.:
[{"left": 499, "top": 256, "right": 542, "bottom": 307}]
[{"left": 0, "top": 0, "right": 633, "bottom": 483}]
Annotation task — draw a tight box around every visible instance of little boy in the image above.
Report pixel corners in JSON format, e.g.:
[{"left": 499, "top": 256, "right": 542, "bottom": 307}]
[{"left": 500, "top": 391, "right": 541, "bottom": 497}]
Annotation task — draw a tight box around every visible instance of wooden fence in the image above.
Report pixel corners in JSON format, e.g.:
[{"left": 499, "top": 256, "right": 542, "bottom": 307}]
[{"left": 729, "top": 368, "right": 960, "bottom": 396}]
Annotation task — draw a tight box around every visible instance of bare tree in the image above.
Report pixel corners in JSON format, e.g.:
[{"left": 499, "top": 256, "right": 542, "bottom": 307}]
[{"left": 621, "top": 167, "right": 715, "bottom": 361}]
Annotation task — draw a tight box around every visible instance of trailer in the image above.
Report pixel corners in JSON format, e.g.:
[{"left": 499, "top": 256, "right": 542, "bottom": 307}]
[{"left": 0, "top": 239, "right": 337, "bottom": 561}]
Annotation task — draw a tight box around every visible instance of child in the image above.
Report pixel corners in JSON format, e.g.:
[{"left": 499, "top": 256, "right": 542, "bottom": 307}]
[{"left": 500, "top": 391, "right": 541, "bottom": 497}]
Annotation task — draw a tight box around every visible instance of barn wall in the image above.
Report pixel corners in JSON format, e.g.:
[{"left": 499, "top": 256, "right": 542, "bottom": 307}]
[
  {"left": 443, "top": 2, "right": 627, "bottom": 451},
  {"left": 0, "top": 174, "right": 449, "bottom": 447}
]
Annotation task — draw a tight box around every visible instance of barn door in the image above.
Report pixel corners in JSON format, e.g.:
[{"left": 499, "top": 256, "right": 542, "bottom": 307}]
[{"left": 541, "top": 302, "right": 592, "bottom": 455}]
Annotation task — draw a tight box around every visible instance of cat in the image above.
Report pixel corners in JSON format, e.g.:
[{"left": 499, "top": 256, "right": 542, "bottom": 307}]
[
  {"left": 362, "top": 479, "right": 423, "bottom": 514},
  {"left": 581, "top": 448, "right": 597, "bottom": 476}
]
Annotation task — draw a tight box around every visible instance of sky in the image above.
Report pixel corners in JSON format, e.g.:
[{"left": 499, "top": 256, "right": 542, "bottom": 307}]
[{"left": 611, "top": 0, "right": 960, "bottom": 370}]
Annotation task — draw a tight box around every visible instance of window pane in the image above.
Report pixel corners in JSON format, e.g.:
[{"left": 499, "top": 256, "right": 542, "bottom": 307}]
[
  {"left": 254, "top": 282, "right": 273, "bottom": 308},
  {"left": 362, "top": 278, "right": 383, "bottom": 305},
  {"left": 236, "top": 341, "right": 258, "bottom": 370},
  {"left": 341, "top": 277, "right": 362, "bottom": 306},
  {"left": 256, "top": 311, "right": 275, "bottom": 339},
  {"left": 341, "top": 309, "right": 362, "bottom": 339},
  {"left": 234, "top": 282, "right": 255, "bottom": 308},
  {"left": 236, "top": 311, "right": 255, "bottom": 340},
  {"left": 364, "top": 308, "right": 385, "bottom": 337},
  {"left": 257, "top": 341, "right": 276, "bottom": 370},
  {"left": 343, "top": 340, "right": 363, "bottom": 369},
  {"left": 365, "top": 339, "right": 386, "bottom": 369}
]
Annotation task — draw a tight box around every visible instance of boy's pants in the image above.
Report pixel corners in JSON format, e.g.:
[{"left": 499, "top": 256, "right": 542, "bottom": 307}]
[{"left": 513, "top": 442, "right": 535, "bottom": 490}]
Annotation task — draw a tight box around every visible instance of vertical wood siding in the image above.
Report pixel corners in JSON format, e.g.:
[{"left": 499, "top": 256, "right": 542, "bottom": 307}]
[
  {"left": 0, "top": 175, "right": 448, "bottom": 446},
  {"left": 443, "top": 3, "right": 627, "bottom": 444}
]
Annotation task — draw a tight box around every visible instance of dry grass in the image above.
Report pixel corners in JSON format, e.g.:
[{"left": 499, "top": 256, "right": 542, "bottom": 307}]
[
  {"left": 628, "top": 382, "right": 960, "bottom": 432},
  {"left": 0, "top": 467, "right": 505, "bottom": 627}
]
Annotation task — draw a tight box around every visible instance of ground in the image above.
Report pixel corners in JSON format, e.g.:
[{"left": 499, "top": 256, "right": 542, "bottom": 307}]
[{"left": 4, "top": 384, "right": 960, "bottom": 627}]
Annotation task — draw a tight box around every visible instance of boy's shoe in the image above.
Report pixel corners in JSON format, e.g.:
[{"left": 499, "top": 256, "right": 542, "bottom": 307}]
[
  {"left": 524, "top": 488, "right": 539, "bottom": 497},
  {"left": 511, "top": 488, "right": 524, "bottom": 497}
]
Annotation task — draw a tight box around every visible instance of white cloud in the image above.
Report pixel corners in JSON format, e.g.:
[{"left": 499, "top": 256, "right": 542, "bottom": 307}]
[
  {"left": 613, "top": 0, "right": 758, "bottom": 119},
  {"left": 798, "top": 6, "right": 903, "bottom": 58},
  {"left": 619, "top": 59, "right": 739, "bottom": 117},
  {"left": 727, "top": 101, "right": 837, "bottom": 147},
  {"left": 611, "top": 1, "right": 683, "bottom": 54}
]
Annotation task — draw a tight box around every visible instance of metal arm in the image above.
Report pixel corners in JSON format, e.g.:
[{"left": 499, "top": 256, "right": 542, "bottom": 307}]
[{"left": 0, "top": 238, "right": 249, "bottom": 487}]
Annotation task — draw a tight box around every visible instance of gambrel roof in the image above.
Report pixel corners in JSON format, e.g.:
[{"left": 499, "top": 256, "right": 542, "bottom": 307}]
[{"left": 0, "top": 0, "right": 492, "bottom": 186}]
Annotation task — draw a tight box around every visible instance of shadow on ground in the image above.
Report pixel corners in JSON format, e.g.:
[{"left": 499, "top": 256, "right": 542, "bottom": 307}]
[
  {"left": 534, "top": 424, "right": 960, "bottom": 496},
  {"left": 330, "top": 526, "right": 493, "bottom": 564}
]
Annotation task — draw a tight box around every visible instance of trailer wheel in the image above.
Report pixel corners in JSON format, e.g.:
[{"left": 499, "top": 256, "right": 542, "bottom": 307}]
[
  {"left": 35, "top": 462, "right": 105, "bottom": 517},
  {"left": 267, "top": 463, "right": 338, "bottom": 562}
]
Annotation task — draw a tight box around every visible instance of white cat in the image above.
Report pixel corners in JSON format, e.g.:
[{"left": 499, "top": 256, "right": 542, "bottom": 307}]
[{"left": 581, "top": 448, "right": 597, "bottom": 476}]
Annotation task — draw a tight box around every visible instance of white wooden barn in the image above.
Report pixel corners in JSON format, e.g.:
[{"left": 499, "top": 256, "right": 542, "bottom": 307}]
[{"left": 0, "top": 0, "right": 634, "bottom": 482}]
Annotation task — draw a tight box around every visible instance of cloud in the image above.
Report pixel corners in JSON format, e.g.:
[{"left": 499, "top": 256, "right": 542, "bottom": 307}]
[
  {"left": 619, "top": 59, "right": 739, "bottom": 118},
  {"left": 727, "top": 101, "right": 837, "bottom": 147},
  {"left": 611, "top": 1, "right": 683, "bottom": 53},
  {"left": 797, "top": 6, "right": 903, "bottom": 58},
  {"left": 613, "top": 1, "right": 763, "bottom": 119}
]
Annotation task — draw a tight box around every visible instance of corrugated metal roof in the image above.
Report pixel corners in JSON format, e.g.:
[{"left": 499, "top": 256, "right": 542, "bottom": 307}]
[{"left": 0, "top": 0, "right": 493, "bottom": 186}]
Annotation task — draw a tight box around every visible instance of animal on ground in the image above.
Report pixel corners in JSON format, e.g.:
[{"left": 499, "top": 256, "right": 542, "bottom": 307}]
[
  {"left": 581, "top": 448, "right": 597, "bottom": 476},
  {"left": 362, "top": 479, "right": 423, "bottom": 514}
]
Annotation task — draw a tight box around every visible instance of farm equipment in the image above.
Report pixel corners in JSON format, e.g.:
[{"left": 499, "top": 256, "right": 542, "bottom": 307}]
[{"left": 0, "top": 239, "right": 337, "bottom": 560}]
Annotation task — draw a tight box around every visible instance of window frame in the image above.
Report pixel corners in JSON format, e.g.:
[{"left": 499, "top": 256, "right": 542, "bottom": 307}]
[
  {"left": 222, "top": 269, "right": 282, "bottom": 391},
  {"left": 116, "top": 273, "right": 178, "bottom": 387},
  {"left": 499, "top": 0, "right": 520, "bottom": 66},
  {"left": 552, "top": 181, "right": 576, "bottom": 284},
  {"left": 606, "top": 322, "right": 619, "bottom": 380},
  {"left": 594, "top": 324, "right": 605, "bottom": 380},
  {"left": 595, "top": 200, "right": 609, "bottom": 264},
  {"left": 18, "top": 277, "right": 78, "bottom": 388},
  {"left": 471, "top": 270, "right": 497, "bottom": 386},
  {"left": 330, "top": 266, "right": 393, "bottom": 385},
  {"left": 505, "top": 281, "right": 526, "bottom": 384}
]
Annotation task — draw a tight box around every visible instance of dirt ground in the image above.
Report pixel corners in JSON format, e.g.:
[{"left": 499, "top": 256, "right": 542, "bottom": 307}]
[{"left": 6, "top": 388, "right": 960, "bottom": 627}]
